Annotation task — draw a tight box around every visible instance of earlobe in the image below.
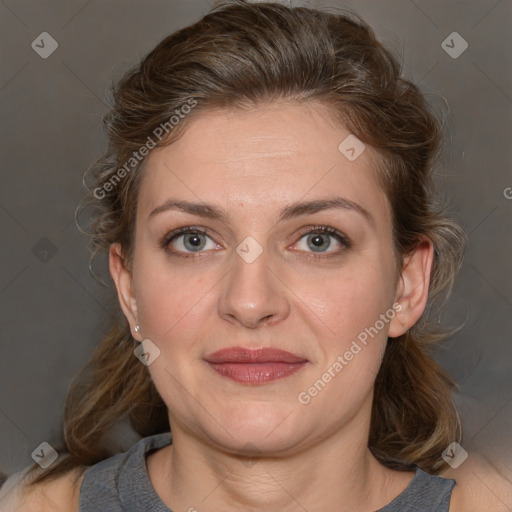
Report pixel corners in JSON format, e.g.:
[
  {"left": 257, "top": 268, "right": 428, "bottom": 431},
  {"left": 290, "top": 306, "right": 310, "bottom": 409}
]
[
  {"left": 388, "top": 239, "right": 434, "bottom": 338},
  {"left": 109, "top": 243, "right": 141, "bottom": 339}
]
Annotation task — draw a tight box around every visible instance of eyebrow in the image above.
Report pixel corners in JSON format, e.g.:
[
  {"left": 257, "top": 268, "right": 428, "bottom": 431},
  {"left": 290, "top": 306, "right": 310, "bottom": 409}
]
[{"left": 149, "top": 197, "right": 374, "bottom": 227}]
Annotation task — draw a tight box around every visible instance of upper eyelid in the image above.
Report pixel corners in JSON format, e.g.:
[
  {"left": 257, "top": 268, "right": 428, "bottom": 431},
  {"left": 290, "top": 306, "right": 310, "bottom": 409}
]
[
  {"left": 164, "top": 226, "right": 219, "bottom": 245},
  {"left": 292, "top": 227, "right": 351, "bottom": 249}
]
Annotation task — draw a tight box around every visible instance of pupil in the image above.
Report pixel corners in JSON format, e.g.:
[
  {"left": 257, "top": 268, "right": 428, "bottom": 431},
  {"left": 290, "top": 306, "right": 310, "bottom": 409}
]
[
  {"left": 308, "top": 234, "right": 329, "bottom": 252},
  {"left": 185, "top": 234, "right": 204, "bottom": 250}
]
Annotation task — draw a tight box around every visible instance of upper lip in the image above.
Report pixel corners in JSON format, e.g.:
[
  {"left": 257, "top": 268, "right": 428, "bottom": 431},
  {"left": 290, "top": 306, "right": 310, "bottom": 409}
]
[{"left": 205, "top": 347, "right": 308, "bottom": 364}]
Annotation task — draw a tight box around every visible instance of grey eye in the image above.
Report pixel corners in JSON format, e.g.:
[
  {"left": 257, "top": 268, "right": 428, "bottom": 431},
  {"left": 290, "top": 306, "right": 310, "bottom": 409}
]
[
  {"left": 170, "top": 231, "right": 217, "bottom": 253},
  {"left": 182, "top": 233, "right": 207, "bottom": 251},
  {"left": 306, "top": 233, "right": 331, "bottom": 252}
]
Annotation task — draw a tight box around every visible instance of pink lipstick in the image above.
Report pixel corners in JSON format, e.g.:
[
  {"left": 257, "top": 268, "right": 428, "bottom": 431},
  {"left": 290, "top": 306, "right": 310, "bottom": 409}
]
[{"left": 205, "top": 347, "right": 308, "bottom": 385}]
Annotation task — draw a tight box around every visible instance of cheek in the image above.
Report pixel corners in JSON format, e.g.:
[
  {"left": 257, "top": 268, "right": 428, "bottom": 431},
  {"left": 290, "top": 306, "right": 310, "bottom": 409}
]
[
  {"left": 287, "top": 255, "right": 396, "bottom": 340},
  {"left": 294, "top": 273, "right": 392, "bottom": 412},
  {"left": 132, "top": 253, "right": 218, "bottom": 348},
  {"left": 286, "top": 258, "right": 396, "bottom": 402},
  {"left": 302, "top": 280, "right": 389, "bottom": 383}
]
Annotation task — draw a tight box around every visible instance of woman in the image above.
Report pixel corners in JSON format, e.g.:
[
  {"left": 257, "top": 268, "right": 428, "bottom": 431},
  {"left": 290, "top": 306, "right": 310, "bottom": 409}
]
[{"left": 2, "top": 1, "right": 508, "bottom": 510}]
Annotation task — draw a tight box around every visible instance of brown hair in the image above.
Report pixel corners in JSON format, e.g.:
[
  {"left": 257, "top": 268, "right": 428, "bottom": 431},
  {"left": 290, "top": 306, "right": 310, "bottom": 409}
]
[{"left": 27, "top": 0, "right": 465, "bottom": 486}]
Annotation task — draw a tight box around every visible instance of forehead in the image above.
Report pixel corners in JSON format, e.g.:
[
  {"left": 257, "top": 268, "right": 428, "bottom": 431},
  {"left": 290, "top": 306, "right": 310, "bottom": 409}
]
[{"left": 138, "top": 102, "right": 391, "bottom": 227}]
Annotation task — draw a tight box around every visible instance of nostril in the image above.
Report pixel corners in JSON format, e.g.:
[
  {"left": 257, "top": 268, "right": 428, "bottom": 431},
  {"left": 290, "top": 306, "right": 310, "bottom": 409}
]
[{"left": 259, "top": 314, "right": 275, "bottom": 327}]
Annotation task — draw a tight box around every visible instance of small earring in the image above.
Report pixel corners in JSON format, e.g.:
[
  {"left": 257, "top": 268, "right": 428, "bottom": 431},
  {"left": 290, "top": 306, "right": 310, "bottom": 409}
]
[{"left": 134, "top": 325, "right": 140, "bottom": 333}]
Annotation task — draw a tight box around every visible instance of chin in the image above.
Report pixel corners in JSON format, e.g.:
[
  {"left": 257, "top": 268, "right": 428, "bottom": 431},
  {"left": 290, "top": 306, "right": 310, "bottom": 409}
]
[{"left": 204, "top": 401, "right": 304, "bottom": 454}]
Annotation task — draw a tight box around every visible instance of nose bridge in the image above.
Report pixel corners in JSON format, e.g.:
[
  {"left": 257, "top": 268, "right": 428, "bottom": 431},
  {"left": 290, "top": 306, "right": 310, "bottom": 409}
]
[{"left": 218, "top": 239, "right": 290, "bottom": 328}]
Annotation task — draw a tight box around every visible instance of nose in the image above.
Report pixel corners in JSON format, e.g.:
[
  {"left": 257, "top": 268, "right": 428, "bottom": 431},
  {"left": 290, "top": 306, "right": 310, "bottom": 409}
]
[{"left": 217, "top": 245, "right": 291, "bottom": 329}]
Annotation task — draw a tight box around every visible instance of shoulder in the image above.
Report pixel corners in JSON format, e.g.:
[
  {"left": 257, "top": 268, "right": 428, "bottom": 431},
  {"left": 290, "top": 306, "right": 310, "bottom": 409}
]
[
  {"left": 441, "top": 452, "right": 512, "bottom": 512},
  {"left": 0, "top": 465, "right": 86, "bottom": 512}
]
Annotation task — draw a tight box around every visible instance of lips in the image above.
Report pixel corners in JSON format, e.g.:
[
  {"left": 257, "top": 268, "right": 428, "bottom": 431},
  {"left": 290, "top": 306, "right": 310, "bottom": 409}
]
[{"left": 204, "top": 347, "right": 308, "bottom": 385}]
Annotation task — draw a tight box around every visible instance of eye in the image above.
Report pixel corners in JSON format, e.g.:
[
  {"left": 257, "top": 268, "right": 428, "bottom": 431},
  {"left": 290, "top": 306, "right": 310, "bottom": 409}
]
[
  {"left": 160, "top": 225, "right": 350, "bottom": 259},
  {"left": 293, "top": 226, "right": 351, "bottom": 254},
  {"left": 161, "top": 227, "right": 220, "bottom": 256}
]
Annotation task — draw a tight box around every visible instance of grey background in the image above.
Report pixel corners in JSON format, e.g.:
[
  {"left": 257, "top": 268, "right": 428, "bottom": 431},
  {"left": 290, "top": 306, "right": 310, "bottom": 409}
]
[{"left": 0, "top": 0, "right": 510, "bottom": 492}]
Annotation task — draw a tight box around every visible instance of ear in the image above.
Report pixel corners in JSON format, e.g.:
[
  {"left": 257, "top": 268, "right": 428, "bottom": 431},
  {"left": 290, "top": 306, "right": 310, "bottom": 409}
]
[
  {"left": 109, "top": 243, "right": 141, "bottom": 340},
  {"left": 388, "top": 238, "right": 434, "bottom": 338}
]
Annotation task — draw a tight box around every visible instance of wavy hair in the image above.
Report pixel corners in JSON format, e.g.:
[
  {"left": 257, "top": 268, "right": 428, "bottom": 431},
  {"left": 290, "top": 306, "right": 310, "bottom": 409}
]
[{"left": 27, "top": 0, "right": 466, "bottom": 486}]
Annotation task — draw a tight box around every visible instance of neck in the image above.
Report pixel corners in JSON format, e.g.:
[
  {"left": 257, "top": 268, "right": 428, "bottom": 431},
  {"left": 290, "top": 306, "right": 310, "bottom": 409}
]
[{"left": 147, "top": 406, "right": 411, "bottom": 512}]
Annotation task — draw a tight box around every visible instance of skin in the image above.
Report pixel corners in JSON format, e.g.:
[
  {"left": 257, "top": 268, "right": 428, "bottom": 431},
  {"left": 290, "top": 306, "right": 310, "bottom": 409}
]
[
  {"left": 7, "top": 104, "right": 511, "bottom": 512},
  {"left": 108, "top": 101, "right": 434, "bottom": 512}
]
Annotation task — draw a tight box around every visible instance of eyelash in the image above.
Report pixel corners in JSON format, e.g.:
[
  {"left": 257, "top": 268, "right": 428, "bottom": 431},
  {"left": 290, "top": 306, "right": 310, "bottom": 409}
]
[{"left": 159, "top": 225, "right": 352, "bottom": 259}]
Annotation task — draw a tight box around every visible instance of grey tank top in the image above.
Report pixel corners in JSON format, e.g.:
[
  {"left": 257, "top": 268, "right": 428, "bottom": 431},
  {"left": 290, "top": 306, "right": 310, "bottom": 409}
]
[{"left": 79, "top": 432, "right": 455, "bottom": 511}]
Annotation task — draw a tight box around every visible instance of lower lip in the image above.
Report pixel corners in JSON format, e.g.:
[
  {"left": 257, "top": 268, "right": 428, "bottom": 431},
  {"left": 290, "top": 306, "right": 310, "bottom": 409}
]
[{"left": 206, "top": 362, "right": 307, "bottom": 384}]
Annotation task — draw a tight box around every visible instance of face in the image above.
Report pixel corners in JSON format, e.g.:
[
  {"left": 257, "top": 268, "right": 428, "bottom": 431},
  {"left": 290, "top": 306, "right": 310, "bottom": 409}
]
[{"left": 111, "top": 101, "right": 423, "bottom": 456}]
